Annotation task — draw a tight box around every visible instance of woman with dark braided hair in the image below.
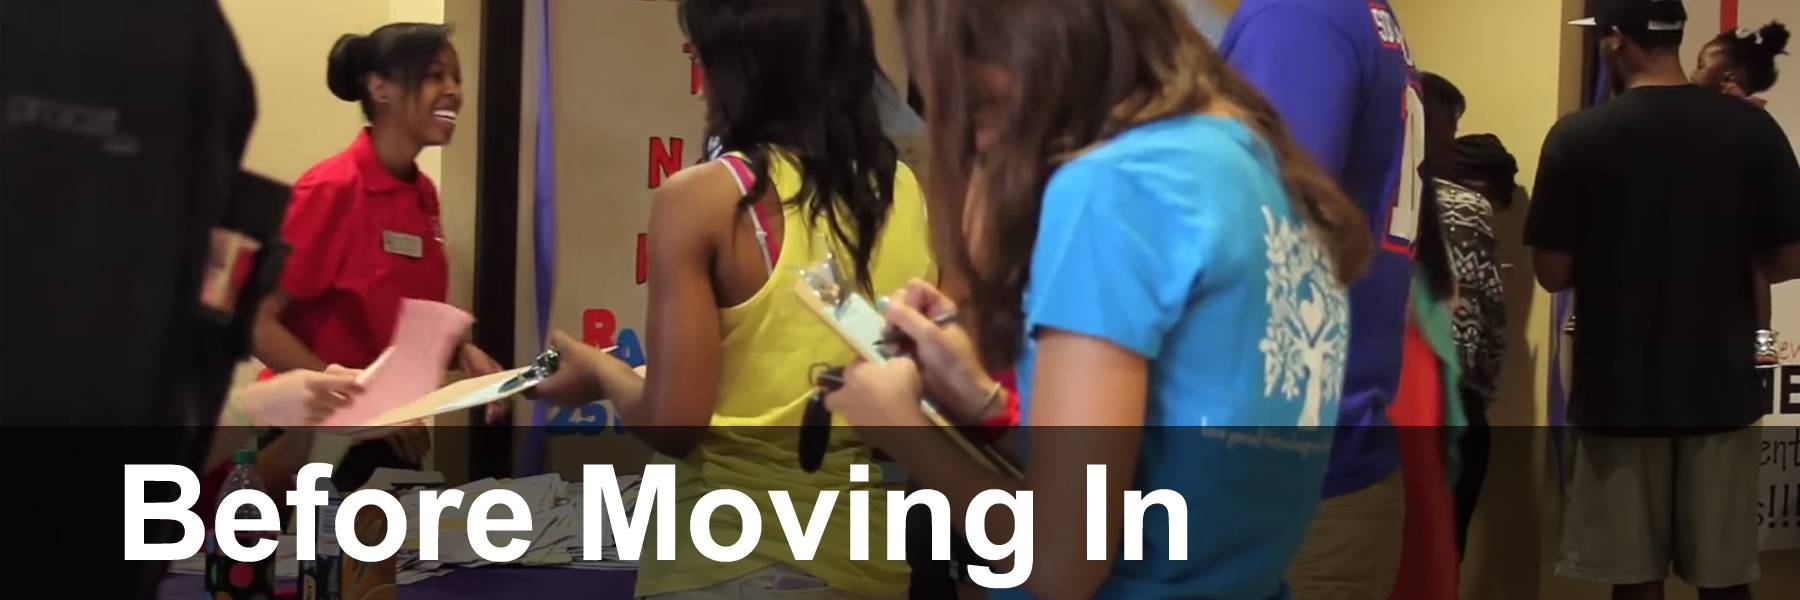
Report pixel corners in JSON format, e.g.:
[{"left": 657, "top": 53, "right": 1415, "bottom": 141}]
[
  {"left": 1694, "top": 20, "right": 1790, "bottom": 363},
  {"left": 1437, "top": 132, "right": 1523, "bottom": 559}
]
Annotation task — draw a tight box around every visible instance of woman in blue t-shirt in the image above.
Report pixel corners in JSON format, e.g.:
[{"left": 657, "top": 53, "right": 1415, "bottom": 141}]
[{"left": 823, "top": 0, "right": 1373, "bottom": 598}]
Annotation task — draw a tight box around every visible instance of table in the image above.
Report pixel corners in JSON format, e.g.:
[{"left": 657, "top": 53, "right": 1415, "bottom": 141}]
[{"left": 160, "top": 567, "right": 635, "bottom": 599}]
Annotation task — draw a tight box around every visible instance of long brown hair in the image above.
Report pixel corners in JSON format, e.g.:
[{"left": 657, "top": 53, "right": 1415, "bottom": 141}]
[{"left": 900, "top": 0, "right": 1372, "bottom": 365}]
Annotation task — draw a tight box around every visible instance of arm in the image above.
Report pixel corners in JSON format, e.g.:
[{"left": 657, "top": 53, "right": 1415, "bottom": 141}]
[
  {"left": 1749, "top": 114, "right": 1800, "bottom": 284},
  {"left": 534, "top": 167, "right": 737, "bottom": 456},
  {"left": 621, "top": 167, "right": 736, "bottom": 456},
  {"left": 254, "top": 182, "right": 353, "bottom": 372},
  {"left": 835, "top": 160, "right": 1176, "bottom": 595},
  {"left": 1221, "top": 5, "right": 1361, "bottom": 175},
  {"left": 1012, "top": 332, "right": 1146, "bottom": 596},
  {"left": 1760, "top": 245, "right": 1800, "bottom": 284},
  {"left": 828, "top": 332, "right": 1146, "bottom": 598},
  {"left": 1533, "top": 250, "right": 1575, "bottom": 292},
  {"left": 253, "top": 292, "right": 327, "bottom": 372},
  {"left": 1755, "top": 268, "right": 1773, "bottom": 328},
  {"left": 204, "top": 368, "right": 361, "bottom": 480},
  {"left": 1524, "top": 124, "right": 1581, "bottom": 292}
]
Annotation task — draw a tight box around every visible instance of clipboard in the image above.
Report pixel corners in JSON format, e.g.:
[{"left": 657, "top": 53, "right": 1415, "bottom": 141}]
[
  {"left": 336, "top": 348, "right": 562, "bottom": 437},
  {"left": 792, "top": 274, "right": 1023, "bottom": 479}
]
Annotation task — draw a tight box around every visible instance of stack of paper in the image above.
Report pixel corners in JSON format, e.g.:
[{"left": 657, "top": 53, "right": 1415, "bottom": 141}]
[
  {"left": 323, "top": 299, "right": 473, "bottom": 427},
  {"left": 170, "top": 472, "right": 645, "bottom": 586},
  {"left": 389, "top": 472, "right": 642, "bottom": 581},
  {"left": 561, "top": 478, "right": 643, "bottom": 567}
]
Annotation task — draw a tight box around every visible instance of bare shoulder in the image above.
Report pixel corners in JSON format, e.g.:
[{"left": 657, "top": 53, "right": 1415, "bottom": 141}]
[{"left": 649, "top": 161, "right": 746, "bottom": 251}]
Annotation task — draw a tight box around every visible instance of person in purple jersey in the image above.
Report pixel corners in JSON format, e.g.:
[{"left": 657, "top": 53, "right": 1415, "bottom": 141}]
[{"left": 1220, "top": 1, "right": 1424, "bottom": 597}]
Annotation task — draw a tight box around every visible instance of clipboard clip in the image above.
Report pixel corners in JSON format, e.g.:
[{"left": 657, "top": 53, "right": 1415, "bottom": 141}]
[
  {"left": 799, "top": 251, "right": 855, "bottom": 316},
  {"left": 800, "top": 365, "right": 847, "bottom": 473},
  {"left": 498, "top": 347, "right": 563, "bottom": 395}
]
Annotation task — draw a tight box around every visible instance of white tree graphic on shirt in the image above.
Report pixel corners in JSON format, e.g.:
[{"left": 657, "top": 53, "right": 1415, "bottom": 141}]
[{"left": 1258, "top": 206, "right": 1350, "bottom": 427}]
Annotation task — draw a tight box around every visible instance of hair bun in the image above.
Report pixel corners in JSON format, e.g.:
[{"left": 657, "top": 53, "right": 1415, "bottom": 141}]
[
  {"left": 326, "top": 34, "right": 369, "bottom": 102},
  {"left": 1758, "top": 22, "right": 1791, "bottom": 56}
]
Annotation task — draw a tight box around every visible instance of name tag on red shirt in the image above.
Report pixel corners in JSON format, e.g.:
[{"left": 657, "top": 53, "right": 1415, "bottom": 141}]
[{"left": 382, "top": 230, "right": 424, "bottom": 258}]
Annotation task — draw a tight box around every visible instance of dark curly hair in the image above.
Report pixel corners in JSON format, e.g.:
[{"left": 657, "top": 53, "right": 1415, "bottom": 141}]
[{"left": 1707, "top": 21, "right": 1790, "bottom": 94}]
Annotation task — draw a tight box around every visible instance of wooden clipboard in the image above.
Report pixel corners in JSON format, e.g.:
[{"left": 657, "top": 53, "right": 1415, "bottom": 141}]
[{"left": 336, "top": 367, "right": 532, "bottom": 438}]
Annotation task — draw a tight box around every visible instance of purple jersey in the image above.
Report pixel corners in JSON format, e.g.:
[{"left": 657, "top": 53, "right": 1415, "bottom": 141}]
[{"left": 1221, "top": 0, "right": 1423, "bottom": 497}]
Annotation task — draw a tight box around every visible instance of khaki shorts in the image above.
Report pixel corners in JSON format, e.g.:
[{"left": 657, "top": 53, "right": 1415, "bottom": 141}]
[
  {"left": 1557, "top": 427, "right": 1762, "bottom": 588},
  {"left": 1284, "top": 470, "right": 1406, "bottom": 600}
]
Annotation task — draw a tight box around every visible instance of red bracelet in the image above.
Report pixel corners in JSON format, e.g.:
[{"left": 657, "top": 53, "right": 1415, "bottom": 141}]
[{"left": 974, "top": 371, "right": 1021, "bottom": 443}]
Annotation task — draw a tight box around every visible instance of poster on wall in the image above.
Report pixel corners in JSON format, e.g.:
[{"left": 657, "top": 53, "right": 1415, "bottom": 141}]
[
  {"left": 1760, "top": 365, "right": 1800, "bottom": 551},
  {"left": 532, "top": 0, "right": 705, "bottom": 436},
  {"left": 1746, "top": 0, "right": 1800, "bottom": 547}
]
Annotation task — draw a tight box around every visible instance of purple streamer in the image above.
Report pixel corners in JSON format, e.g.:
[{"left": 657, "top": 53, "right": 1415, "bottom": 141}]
[{"left": 522, "top": 0, "right": 555, "bottom": 475}]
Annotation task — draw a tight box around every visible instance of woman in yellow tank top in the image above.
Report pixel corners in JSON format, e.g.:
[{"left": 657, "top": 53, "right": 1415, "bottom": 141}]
[{"left": 531, "top": 1, "right": 931, "bottom": 597}]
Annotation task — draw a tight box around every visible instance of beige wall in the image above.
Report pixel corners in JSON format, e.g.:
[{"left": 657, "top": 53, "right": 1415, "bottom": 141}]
[{"left": 220, "top": 0, "right": 388, "bottom": 183}]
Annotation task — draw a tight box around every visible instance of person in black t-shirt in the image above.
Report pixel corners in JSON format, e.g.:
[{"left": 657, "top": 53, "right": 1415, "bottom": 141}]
[{"left": 1527, "top": 1, "right": 1800, "bottom": 598}]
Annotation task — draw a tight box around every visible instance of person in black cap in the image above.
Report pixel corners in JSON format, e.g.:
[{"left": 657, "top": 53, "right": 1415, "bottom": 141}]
[{"left": 1529, "top": 1, "right": 1800, "bottom": 598}]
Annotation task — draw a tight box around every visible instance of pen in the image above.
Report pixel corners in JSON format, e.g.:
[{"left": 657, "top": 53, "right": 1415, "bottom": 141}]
[{"left": 874, "top": 309, "right": 958, "bottom": 351}]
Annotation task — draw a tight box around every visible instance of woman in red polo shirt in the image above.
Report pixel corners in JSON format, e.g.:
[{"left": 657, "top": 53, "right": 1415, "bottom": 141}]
[{"left": 251, "top": 23, "right": 504, "bottom": 489}]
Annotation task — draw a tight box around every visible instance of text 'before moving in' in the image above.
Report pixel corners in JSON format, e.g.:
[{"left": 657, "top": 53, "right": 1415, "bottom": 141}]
[{"left": 124, "top": 463, "right": 1196, "bottom": 588}]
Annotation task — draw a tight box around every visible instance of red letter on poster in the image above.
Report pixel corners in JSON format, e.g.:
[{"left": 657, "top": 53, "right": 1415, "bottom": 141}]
[
  {"left": 583, "top": 309, "right": 618, "bottom": 347},
  {"left": 649, "top": 137, "right": 684, "bottom": 189}
]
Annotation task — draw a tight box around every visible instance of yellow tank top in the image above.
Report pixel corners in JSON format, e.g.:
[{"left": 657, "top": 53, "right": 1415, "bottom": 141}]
[{"left": 634, "top": 150, "right": 934, "bottom": 597}]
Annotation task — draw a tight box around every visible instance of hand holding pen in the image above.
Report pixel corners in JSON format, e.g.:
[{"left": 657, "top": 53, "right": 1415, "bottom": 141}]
[{"left": 874, "top": 279, "right": 1004, "bottom": 424}]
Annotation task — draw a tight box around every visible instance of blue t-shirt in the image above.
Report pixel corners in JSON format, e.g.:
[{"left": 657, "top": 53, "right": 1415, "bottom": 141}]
[
  {"left": 1220, "top": 0, "right": 1422, "bottom": 496},
  {"left": 1008, "top": 115, "right": 1349, "bottom": 599}
]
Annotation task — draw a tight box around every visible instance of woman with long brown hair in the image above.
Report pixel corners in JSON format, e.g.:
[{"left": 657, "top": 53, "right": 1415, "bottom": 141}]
[{"left": 824, "top": 0, "right": 1372, "bottom": 597}]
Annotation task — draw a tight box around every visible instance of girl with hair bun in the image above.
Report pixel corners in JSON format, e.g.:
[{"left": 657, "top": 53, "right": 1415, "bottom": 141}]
[
  {"left": 1693, "top": 20, "right": 1791, "bottom": 364},
  {"left": 1694, "top": 20, "right": 1790, "bottom": 106},
  {"left": 251, "top": 22, "right": 508, "bottom": 491}
]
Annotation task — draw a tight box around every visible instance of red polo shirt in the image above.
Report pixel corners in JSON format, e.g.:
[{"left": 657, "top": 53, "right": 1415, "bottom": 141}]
[{"left": 278, "top": 128, "right": 447, "bottom": 369}]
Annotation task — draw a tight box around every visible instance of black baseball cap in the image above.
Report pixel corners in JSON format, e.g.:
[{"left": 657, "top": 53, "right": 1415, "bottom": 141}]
[{"left": 1570, "top": 0, "right": 1688, "bottom": 47}]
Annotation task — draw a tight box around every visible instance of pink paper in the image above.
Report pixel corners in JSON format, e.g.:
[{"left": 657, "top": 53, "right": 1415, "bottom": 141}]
[{"left": 322, "top": 299, "right": 474, "bottom": 426}]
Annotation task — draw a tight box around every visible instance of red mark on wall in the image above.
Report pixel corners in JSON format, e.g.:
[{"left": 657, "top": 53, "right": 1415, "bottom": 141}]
[
  {"left": 636, "top": 233, "right": 648, "bottom": 285},
  {"left": 684, "top": 43, "right": 703, "bottom": 96},
  {"left": 1723, "top": 0, "right": 1739, "bottom": 32},
  {"left": 649, "top": 136, "right": 684, "bottom": 189}
]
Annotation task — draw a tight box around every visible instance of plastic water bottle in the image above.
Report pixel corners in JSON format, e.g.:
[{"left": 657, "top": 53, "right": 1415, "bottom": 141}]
[
  {"left": 300, "top": 482, "right": 343, "bottom": 600},
  {"left": 205, "top": 448, "right": 276, "bottom": 599}
]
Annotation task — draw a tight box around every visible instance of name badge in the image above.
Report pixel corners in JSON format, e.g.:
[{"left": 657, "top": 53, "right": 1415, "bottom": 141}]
[{"left": 382, "top": 230, "right": 424, "bottom": 258}]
